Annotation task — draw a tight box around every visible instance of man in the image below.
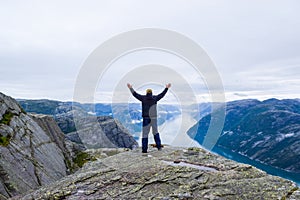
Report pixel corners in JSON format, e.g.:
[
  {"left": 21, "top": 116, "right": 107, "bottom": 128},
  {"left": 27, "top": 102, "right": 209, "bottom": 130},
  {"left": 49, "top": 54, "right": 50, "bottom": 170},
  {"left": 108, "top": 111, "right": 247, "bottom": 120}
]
[{"left": 127, "top": 83, "right": 171, "bottom": 153}]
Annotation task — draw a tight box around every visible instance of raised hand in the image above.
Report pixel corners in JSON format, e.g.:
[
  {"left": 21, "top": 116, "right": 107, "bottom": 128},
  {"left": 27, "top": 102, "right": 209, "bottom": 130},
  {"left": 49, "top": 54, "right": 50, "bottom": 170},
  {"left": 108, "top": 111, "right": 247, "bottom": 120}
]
[
  {"left": 166, "top": 83, "right": 171, "bottom": 88},
  {"left": 127, "top": 83, "right": 132, "bottom": 89}
]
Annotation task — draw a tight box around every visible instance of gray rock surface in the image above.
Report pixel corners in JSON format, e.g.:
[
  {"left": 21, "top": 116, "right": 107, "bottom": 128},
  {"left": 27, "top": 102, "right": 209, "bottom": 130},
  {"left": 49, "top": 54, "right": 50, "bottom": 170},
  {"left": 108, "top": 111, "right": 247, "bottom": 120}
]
[
  {"left": 65, "top": 131, "right": 83, "bottom": 144},
  {"left": 54, "top": 104, "right": 87, "bottom": 134},
  {"left": 73, "top": 116, "right": 138, "bottom": 149},
  {"left": 29, "top": 114, "right": 75, "bottom": 173},
  {"left": 12, "top": 146, "right": 299, "bottom": 200},
  {"left": 49, "top": 103, "right": 138, "bottom": 149},
  {"left": 0, "top": 92, "right": 69, "bottom": 199}
]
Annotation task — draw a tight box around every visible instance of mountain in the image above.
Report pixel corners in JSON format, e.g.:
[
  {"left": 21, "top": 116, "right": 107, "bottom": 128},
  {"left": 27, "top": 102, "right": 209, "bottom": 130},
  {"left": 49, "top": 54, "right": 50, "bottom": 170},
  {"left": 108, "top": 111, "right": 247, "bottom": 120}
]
[
  {"left": 11, "top": 146, "right": 300, "bottom": 199},
  {"left": 17, "top": 99, "right": 182, "bottom": 143},
  {"left": 71, "top": 115, "right": 138, "bottom": 149},
  {"left": 18, "top": 100, "right": 138, "bottom": 149},
  {"left": 3, "top": 94, "right": 300, "bottom": 199},
  {"left": 0, "top": 93, "right": 73, "bottom": 198},
  {"left": 1, "top": 92, "right": 136, "bottom": 199},
  {"left": 188, "top": 98, "right": 300, "bottom": 184},
  {"left": 17, "top": 99, "right": 61, "bottom": 115}
]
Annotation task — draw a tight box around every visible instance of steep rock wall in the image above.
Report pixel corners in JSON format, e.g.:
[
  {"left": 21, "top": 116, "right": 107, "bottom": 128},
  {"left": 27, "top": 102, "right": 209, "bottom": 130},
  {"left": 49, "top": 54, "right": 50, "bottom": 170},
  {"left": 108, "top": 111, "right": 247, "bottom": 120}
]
[{"left": 0, "top": 93, "right": 68, "bottom": 198}]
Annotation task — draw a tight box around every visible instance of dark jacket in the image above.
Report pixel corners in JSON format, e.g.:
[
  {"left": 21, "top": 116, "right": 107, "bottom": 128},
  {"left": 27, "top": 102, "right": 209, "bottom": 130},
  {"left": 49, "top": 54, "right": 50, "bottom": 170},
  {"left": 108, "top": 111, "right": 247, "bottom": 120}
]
[{"left": 130, "top": 88, "right": 168, "bottom": 118}]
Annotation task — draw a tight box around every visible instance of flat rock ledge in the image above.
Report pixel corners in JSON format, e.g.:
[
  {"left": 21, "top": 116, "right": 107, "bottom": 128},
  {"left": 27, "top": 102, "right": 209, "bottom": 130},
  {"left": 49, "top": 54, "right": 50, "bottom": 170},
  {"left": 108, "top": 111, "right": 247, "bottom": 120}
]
[{"left": 10, "top": 146, "right": 299, "bottom": 200}]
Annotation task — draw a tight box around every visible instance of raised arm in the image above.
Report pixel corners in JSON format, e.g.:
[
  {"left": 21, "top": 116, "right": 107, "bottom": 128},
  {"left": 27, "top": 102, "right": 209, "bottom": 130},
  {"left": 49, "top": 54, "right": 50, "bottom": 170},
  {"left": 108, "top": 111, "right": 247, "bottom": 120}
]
[
  {"left": 156, "top": 83, "right": 171, "bottom": 101},
  {"left": 127, "top": 83, "right": 143, "bottom": 101}
]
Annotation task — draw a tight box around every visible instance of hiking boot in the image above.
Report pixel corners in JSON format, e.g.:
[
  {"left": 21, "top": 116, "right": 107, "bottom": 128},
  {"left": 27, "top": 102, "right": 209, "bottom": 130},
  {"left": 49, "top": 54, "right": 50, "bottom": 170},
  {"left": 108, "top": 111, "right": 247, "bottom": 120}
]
[
  {"left": 142, "top": 138, "right": 148, "bottom": 153},
  {"left": 154, "top": 133, "right": 162, "bottom": 150}
]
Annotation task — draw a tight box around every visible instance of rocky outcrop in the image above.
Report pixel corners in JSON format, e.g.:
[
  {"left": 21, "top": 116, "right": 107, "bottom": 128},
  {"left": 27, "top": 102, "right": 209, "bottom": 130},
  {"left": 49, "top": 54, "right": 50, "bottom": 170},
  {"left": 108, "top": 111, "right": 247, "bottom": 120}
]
[
  {"left": 73, "top": 116, "right": 138, "bottom": 149},
  {"left": 53, "top": 104, "right": 87, "bottom": 134},
  {"left": 18, "top": 100, "right": 139, "bottom": 149},
  {"left": 29, "top": 114, "right": 75, "bottom": 173},
  {"left": 28, "top": 114, "right": 88, "bottom": 174},
  {"left": 11, "top": 146, "right": 299, "bottom": 199},
  {"left": 0, "top": 93, "right": 69, "bottom": 199},
  {"left": 55, "top": 105, "right": 138, "bottom": 149}
]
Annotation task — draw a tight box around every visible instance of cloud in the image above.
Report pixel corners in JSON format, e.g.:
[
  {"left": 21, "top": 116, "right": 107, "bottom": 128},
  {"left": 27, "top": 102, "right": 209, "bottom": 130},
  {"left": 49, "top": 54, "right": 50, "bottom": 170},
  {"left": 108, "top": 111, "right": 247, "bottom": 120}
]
[
  {"left": 0, "top": 0, "right": 299, "bottom": 101},
  {"left": 223, "top": 57, "right": 300, "bottom": 94}
]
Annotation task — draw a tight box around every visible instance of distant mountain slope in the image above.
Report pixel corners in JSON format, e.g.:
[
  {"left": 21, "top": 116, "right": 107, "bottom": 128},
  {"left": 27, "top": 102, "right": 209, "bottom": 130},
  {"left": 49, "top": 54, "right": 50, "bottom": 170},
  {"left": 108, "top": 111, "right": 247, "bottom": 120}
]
[
  {"left": 188, "top": 98, "right": 300, "bottom": 183},
  {"left": 17, "top": 99, "right": 61, "bottom": 115}
]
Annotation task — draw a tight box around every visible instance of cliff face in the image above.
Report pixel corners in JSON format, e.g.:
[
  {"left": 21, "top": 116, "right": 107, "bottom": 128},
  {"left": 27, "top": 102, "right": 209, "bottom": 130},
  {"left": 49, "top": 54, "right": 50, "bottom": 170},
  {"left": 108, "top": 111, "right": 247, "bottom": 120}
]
[
  {"left": 0, "top": 93, "right": 70, "bottom": 199},
  {"left": 73, "top": 116, "right": 138, "bottom": 149},
  {"left": 29, "top": 114, "right": 75, "bottom": 173},
  {"left": 55, "top": 104, "right": 139, "bottom": 149},
  {"left": 18, "top": 100, "right": 139, "bottom": 149},
  {"left": 11, "top": 146, "right": 299, "bottom": 200}
]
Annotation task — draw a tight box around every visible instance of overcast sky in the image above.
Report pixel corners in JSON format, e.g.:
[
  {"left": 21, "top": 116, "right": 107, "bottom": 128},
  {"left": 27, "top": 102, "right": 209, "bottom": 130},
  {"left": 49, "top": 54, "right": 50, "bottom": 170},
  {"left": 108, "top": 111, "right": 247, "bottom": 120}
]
[{"left": 0, "top": 0, "right": 299, "bottom": 103}]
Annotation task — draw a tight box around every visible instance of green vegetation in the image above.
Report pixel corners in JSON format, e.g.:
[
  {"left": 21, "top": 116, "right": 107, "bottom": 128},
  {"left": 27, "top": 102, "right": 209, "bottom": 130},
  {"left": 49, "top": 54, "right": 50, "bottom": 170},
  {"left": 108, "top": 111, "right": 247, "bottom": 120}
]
[
  {"left": 0, "top": 111, "right": 15, "bottom": 146},
  {"left": 65, "top": 158, "right": 75, "bottom": 173},
  {"left": 73, "top": 152, "right": 97, "bottom": 168},
  {"left": 0, "top": 135, "right": 11, "bottom": 147},
  {"left": 0, "top": 111, "right": 15, "bottom": 125}
]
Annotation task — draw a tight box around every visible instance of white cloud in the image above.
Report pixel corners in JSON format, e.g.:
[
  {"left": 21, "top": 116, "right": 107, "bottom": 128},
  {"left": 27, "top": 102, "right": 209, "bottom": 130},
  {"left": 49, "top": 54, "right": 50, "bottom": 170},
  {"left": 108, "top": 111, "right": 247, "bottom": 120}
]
[{"left": 0, "top": 0, "right": 299, "bottom": 101}]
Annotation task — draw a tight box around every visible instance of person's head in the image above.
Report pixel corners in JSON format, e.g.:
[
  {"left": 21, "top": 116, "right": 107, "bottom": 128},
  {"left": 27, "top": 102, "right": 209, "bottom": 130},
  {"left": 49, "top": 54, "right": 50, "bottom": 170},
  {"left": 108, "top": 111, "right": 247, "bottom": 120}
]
[{"left": 146, "top": 89, "right": 152, "bottom": 95}]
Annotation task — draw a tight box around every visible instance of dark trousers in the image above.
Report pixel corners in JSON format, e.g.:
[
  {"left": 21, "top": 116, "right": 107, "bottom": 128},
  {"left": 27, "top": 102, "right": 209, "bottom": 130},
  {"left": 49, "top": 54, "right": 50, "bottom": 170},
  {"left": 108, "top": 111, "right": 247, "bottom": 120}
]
[
  {"left": 142, "top": 118, "right": 161, "bottom": 152},
  {"left": 142, "top": 118, "right": 158, "bottom": 138}
]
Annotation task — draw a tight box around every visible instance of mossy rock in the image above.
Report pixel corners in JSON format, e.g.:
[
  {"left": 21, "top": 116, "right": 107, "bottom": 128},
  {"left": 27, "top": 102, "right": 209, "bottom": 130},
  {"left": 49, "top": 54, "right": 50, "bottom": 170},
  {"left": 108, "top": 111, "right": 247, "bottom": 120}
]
[
  {"left": 0, "top": 135, "right": 11, "bottom": 147},
  {"left": 73, "top": 152, "right": 97, "bottom": 168},
  {"left": 0, "top": 111, "right": 15, "bottom": 125}
]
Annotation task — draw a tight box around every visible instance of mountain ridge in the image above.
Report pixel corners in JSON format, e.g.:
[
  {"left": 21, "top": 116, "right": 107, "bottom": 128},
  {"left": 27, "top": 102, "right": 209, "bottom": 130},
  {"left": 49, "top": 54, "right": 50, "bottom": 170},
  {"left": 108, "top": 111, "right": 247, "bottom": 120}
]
[{"left": 188, "top": 98, "right": 300, "bottom": 184}]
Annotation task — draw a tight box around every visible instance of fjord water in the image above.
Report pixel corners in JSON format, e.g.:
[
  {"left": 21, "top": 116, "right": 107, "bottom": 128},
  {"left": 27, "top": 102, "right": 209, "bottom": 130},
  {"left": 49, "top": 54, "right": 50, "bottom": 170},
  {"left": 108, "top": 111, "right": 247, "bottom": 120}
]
[
  {"left": 158, "top": 114, "right": 300, "bottom": 186},
  {"left": 213, "top": 147, "right": 300, "bottom": 186}
]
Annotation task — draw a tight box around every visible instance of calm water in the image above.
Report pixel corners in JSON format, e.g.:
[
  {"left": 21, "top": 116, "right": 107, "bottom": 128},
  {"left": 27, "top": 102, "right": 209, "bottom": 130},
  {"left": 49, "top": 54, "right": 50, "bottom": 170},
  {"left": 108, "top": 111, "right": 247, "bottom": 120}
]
[{"left": 213, "top": 147, "right": 300, "bottom": 186}]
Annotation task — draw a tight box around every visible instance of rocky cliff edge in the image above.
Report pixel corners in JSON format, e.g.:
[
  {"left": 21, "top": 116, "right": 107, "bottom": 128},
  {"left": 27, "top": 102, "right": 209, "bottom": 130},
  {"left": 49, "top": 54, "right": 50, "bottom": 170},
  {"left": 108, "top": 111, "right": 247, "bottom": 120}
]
[
  {"left": 0, "top": 93, "right": 70, "bottom": 199},
  {"left": 11, "top": 146, "right": 300, "bottom": 200}
]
